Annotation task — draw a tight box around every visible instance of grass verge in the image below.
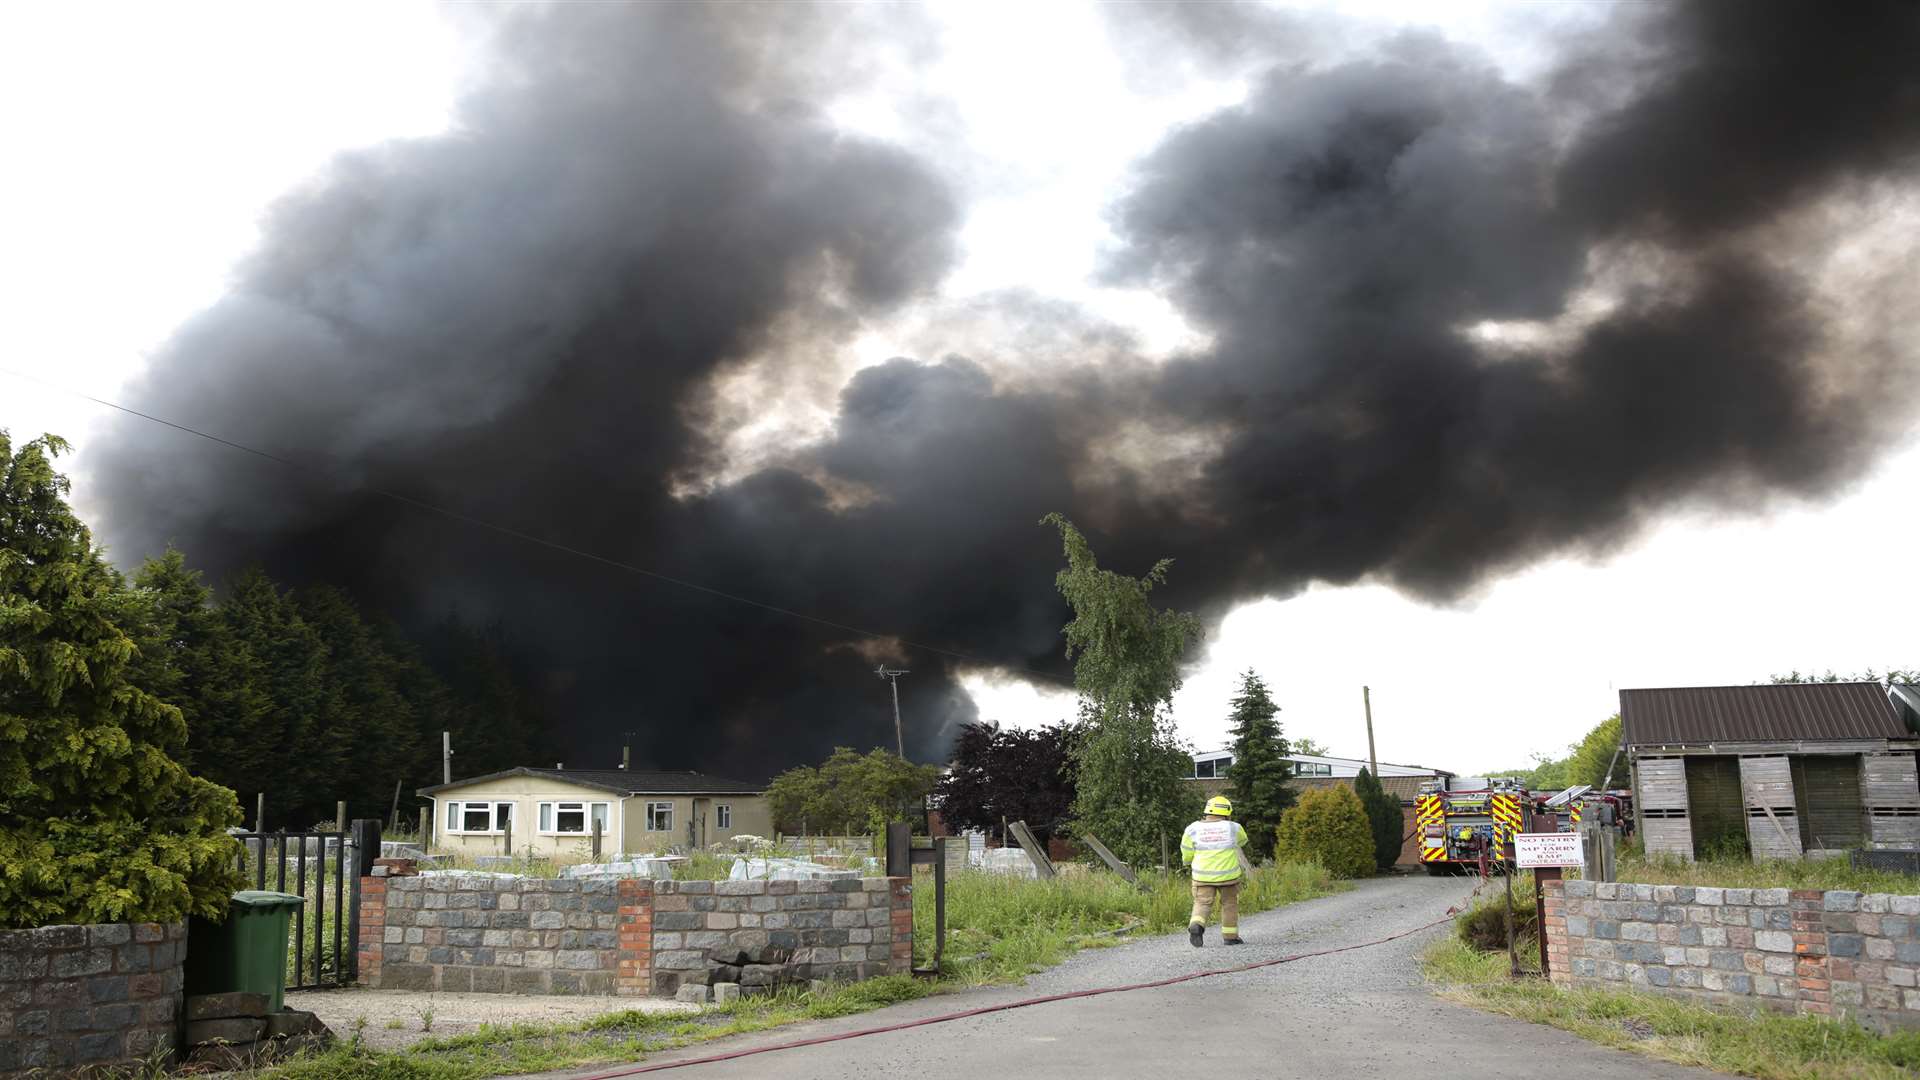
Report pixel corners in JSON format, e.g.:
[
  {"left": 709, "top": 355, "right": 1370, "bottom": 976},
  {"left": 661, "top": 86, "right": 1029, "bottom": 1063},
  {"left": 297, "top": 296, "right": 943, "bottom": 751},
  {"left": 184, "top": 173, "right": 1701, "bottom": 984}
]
[{"left": 1424, "top": 937, "right": 1920, "bottom": 1079}]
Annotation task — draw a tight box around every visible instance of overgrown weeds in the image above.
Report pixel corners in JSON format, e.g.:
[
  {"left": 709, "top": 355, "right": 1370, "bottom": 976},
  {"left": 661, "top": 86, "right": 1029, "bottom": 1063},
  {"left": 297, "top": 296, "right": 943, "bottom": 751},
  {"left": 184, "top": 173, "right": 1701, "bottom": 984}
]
[{"left": 1618, "top": 852, "right": 1920, "bottom": 895}]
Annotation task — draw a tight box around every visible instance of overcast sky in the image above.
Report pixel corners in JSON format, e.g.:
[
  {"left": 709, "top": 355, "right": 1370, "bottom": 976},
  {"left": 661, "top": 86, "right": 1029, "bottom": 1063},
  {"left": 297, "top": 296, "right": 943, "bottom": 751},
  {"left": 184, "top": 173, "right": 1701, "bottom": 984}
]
[{"left": 3, "top": 1, "right": 1913, "bottom": 776}]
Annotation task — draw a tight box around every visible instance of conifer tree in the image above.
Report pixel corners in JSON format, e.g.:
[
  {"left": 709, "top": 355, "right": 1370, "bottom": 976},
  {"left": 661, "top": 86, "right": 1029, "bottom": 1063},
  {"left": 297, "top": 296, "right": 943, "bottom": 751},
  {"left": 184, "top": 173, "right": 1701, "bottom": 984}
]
[
  {"left": 134, "top": 549, "right": 273, "bottom": 789},
  {"left": 0, "top": 432, "right": 242, "bottom": 927},
  {"left": 1352, "top": 766, "right": 1406, "bottom": 871},
  {"left": 1224, "top": 670, "right": 1292, "bottom": 861},
  {"left": 1042, "top": 514, "right": 1202, "bottom": 866}
]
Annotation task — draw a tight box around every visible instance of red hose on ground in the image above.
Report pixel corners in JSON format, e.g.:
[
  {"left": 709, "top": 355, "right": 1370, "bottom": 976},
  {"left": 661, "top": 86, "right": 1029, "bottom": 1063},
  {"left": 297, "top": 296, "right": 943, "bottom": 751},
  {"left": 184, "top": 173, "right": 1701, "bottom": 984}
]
[{"left": 576, "top": 903, "right": 1467, "bottom": 1078}]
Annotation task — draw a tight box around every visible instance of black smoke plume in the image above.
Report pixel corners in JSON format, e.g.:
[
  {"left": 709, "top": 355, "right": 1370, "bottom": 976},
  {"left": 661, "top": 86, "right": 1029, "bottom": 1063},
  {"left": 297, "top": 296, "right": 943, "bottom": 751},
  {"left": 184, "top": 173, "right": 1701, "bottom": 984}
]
[{"left": 89, "top": 1, "right": 1920, "bottom": 778}]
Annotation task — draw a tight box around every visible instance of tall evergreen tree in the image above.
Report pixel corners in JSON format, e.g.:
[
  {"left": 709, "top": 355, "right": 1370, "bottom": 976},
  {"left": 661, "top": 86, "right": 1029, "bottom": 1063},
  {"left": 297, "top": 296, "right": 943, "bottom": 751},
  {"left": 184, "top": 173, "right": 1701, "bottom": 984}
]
[
  {"left": 134, "top": 549, "right": 274, "bottom": 787},
  {"left": 1042, "top": 513, "right": 1202, "bottom": 866},
  {"left": 1224, "top": 670, "right": 1292, "bottom": 861},
  {"left": 217, "top": 567, "right": 348, "bottom": 824},
  {"left": 0, "top": 432, "right": 242, "bottom": 927},
  {"left": 294, "top": 585, "right": 428, "bottom": 821}
]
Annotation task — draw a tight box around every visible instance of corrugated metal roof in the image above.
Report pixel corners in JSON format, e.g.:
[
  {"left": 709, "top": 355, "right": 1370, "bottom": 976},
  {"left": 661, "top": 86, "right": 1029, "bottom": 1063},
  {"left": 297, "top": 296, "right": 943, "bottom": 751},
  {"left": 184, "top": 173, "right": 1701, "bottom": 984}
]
[
  {"left": 419, "top": 766, "right": 765, "bottom": 797},
  {"left": 1619, "top": 683, "right": 1907, "bottom": 746}
]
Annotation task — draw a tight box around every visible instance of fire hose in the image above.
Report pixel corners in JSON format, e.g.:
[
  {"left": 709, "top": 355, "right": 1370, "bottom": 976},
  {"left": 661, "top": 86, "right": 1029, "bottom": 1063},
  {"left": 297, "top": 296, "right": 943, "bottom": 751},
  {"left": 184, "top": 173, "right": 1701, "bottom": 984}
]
[{"left": 574, "top": 896, "right": 1479, "bottom": 1078}]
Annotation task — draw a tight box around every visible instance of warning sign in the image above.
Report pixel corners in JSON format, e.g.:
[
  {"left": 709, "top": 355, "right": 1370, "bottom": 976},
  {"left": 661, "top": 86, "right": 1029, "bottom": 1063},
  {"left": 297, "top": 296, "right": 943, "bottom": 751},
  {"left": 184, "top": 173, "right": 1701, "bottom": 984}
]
[{"left": 1514, "top": 832, "right": 1585, "bottom": 868}]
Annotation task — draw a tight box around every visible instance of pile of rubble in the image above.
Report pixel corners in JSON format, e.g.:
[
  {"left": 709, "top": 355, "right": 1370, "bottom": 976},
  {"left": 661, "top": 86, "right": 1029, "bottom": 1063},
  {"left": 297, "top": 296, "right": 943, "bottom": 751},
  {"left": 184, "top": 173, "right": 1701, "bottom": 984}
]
[{"left": 181, "top": 991, "right": 331, "bottom": 1069}]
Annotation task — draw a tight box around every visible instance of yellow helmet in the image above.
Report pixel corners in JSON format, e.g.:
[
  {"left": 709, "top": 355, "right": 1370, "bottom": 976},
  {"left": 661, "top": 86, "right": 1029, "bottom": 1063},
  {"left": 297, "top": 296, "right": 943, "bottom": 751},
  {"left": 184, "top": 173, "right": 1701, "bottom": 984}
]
[{"left": 1205, "top": 795, "right": 1233, "bottom": 817}]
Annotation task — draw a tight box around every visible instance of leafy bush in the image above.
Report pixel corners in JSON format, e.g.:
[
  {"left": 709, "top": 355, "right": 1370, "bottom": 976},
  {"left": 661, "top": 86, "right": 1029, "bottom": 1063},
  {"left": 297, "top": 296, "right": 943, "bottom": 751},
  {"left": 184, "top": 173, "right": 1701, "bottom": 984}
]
[
  {"left": 1273, "top": 785, "right": 1375, "bottom": 879},
  {"left": 0, "top": 433, "right": 243, "bottom": 928}
]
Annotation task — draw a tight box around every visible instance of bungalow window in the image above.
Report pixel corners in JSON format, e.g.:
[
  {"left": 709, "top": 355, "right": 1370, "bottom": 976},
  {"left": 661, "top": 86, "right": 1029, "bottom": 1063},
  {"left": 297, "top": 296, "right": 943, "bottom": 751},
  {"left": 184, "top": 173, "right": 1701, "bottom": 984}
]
[
  {"left": 646, "top": 802, "right": 674, "bottom": 832},
  {"left": 537, "top": 801, "right": 610, "bottom": 835},
  {"left": 445, "top": 801, "right": 514, "bottom": 833},
  {"left": 715, "top": 804, "right": 732, "bottom": 830},
  {"left": 1194, "top": 756, "right": 1231, "bottom": 779}
]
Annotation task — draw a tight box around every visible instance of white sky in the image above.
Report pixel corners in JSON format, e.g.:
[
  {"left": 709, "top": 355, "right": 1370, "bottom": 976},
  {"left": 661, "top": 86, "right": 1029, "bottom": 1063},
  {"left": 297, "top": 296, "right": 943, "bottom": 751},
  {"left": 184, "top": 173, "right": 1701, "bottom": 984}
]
[{"left": 2, "top": 2, "right": 1913, "bottom": 775}]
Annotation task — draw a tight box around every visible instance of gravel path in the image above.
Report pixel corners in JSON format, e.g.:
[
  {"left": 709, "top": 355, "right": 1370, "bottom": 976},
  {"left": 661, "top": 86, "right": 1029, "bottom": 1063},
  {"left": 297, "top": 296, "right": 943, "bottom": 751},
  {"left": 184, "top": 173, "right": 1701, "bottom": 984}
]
[
  {"left": 285, "top": 987, "right": 694, "bottom": 1052},
  {"left": 521, "top": 874, "right": 1730, "bottom": 1079}
]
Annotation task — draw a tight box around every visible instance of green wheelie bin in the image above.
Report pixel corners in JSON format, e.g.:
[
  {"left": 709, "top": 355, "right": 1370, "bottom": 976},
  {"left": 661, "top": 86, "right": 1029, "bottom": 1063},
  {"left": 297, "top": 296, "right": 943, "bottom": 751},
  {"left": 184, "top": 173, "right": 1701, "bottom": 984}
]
[{"left": 184, "top": 890, "right": 307, "bottom": 1011}]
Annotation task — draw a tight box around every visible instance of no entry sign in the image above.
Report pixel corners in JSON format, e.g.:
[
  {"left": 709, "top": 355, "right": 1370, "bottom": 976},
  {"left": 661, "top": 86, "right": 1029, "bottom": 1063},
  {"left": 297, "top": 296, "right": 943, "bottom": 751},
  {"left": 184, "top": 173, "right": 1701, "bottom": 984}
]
[{"left": 1514, "top": 832, "right": 1584, "bottom": 868}]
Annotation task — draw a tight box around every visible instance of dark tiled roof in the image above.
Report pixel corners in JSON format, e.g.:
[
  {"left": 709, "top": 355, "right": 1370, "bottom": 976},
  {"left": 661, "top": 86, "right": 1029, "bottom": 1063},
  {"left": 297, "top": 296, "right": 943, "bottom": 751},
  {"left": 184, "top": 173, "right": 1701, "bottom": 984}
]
[
  {"left": 419, "top": 767, "right": 764, "bottom": 797},
  {"left": 1619, "top": 683, "right": 1908, "bottom": 747}
]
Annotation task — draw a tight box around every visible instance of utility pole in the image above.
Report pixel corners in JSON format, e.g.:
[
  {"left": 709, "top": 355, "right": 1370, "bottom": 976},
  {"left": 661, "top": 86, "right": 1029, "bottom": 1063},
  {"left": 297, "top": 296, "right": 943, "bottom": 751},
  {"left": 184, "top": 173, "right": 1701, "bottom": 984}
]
[
  {"left": 442, "top": 731, "right": 452, "bottom": 785},
  {"left": 876, "top": 665, "right": 909, "bottom": 758},
  {"left": 1363, "top": 686, "right": 1378, "bottom": 777}
]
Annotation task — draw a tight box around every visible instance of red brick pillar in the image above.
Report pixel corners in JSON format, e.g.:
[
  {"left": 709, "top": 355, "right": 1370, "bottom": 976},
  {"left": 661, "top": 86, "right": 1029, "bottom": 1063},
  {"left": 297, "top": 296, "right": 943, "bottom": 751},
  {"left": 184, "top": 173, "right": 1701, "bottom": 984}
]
[
  {"left": 1790, "top": 889, "right": 1831, "bottom": 1015},
  {"left": 616, "top": 879, "right": 654, "bottom": 996},
  {"left": 888, "top": 877, "right": 913, "bottom": 974},
  {"left": 357, "top": 857, "right": 418, "bottom": 988},
  {"left": 1541, "top": 878, "right": 1570, "bottom": 984}
]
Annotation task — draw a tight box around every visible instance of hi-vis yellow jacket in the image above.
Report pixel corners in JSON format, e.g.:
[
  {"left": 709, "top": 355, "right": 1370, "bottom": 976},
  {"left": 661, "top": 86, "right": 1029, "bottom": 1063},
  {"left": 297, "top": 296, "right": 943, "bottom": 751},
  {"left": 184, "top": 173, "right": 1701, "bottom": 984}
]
[{"left": 1180, "top": 819, "right": 1249, "bottom": 883}]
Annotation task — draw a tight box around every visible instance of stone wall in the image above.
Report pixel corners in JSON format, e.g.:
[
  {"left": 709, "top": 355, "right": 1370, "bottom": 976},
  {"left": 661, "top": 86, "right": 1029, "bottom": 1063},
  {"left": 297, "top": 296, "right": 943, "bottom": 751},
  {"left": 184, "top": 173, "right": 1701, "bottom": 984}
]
[
  {"left": 1544, "top": 879, "right": 1920, "bottom": 1031},
  {"left": 358, "top": 863, "right": 631, "bottom": 995},
  {"left": 648, "top": 878, "right": 913, "bottom": 1002},
  {"left": 357, "top": 860, "right": 911, "bottom": 999},
  {"left": 0, "top": 921, "right": 186, "bottom": 1077}
]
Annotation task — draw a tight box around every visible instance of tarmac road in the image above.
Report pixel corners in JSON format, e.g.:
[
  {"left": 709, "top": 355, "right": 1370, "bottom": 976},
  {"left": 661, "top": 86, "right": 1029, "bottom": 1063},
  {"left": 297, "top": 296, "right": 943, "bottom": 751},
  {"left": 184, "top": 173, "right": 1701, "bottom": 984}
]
[{"left": 528, "top": 874, "right": 1727, "bottom": 1080}]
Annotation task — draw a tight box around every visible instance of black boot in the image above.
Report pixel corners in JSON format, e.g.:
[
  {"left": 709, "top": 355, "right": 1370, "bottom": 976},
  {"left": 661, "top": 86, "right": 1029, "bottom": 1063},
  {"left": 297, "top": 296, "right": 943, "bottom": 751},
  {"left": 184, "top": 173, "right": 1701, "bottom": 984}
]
[
  {"left": 1188, "top": 923, "right": 1205, "bottom": 947},
  {"left": 1223, "top": 935, "right": 1246, "bottom": 945}
]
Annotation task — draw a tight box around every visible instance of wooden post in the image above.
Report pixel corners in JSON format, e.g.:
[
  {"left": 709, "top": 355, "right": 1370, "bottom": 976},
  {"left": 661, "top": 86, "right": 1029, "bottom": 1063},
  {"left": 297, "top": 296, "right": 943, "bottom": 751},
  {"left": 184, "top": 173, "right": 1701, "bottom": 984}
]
[
  {"left": 442, "top": 730, "right": 452, "bottom": 785},
  {"left": 419, "top": 805, "right": 432, "bottom": 849},
  {"left": 336, "top": 801, "right": 348, "bottom": 836},
  {"left": 389, "top": 779, "right": 402, "bottom": 830},
  {"left": 1534, "top": 866, "right": 1561, "bottom": 976},
  {"left": 503, "top": 817, "right": 512, "bottom": 859},
  {"left": 1007, "top": 820, "right": 1055, "bottom": 879},
  {"left": 592, "top": 818, "right": 603, "bottom": 861},
  {"left": 1504, "top": 865, "right": 1519, "bottom": 978},
  {"left": 256, "top": 793, "right": 266, "bottom": 833},
  {"left": 1080, "top": 832, "right": 1139, "bottom": 886},
  {"left": 1363, "top": 685, "right": 1377, "bottom": 777}
]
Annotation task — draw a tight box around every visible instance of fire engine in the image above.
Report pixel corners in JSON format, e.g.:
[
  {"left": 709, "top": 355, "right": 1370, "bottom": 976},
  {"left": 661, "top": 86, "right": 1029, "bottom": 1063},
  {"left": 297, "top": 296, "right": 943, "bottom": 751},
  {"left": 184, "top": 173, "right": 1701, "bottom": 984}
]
[{"left": 1414, "top": 778, "right": 1533, "bottom": 874}]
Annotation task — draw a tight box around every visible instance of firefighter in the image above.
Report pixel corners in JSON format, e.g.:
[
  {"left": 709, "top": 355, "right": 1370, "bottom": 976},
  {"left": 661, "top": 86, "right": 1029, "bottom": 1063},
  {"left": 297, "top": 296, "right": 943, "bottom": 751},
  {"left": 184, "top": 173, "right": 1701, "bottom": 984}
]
[{"left": 1181, "top": 794, "right": 1250, "bottom": 946}]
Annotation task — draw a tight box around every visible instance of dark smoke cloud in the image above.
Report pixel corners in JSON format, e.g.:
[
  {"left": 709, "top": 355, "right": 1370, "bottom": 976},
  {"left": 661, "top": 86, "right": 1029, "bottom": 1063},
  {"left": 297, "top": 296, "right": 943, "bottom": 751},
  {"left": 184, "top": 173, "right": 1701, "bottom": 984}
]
[{"left": 89, "top": 1, "right": 1920, "bottom": 777}]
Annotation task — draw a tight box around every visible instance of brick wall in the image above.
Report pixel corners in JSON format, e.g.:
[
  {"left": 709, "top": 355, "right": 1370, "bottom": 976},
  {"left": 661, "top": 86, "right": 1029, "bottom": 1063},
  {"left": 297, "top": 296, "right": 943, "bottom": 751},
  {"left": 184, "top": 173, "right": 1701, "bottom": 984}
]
[
  {"left": 1544, "top": 879, "right": 1920, "bottom": 1031},
  {"left": 358, "top": 862, "right": 912, "bottom": 999},
  {"left": 0, "top": 921, "right": 186, "bottom": 1077}
]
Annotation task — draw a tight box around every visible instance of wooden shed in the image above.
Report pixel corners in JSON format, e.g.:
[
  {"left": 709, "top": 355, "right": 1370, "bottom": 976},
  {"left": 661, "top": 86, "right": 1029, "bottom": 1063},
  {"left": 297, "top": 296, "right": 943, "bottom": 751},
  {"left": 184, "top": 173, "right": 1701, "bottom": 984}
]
[{"left": 1620, "top": 683, "right": 1920, "bottom": 861}]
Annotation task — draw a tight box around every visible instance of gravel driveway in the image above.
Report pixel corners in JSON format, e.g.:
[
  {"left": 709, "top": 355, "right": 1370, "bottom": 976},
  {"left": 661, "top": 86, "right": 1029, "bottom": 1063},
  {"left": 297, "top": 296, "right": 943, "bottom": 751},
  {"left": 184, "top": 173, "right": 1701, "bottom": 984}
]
[{"left": 522, "top": 874, "right": 1729, "bottom": 1079}]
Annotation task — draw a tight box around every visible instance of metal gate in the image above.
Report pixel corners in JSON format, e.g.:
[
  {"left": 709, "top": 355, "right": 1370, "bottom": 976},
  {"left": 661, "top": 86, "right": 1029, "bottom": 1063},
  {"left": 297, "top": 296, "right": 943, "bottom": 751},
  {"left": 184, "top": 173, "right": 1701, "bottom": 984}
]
[{"left": 233, "top": 829, "right": 358, "bottom": 991}]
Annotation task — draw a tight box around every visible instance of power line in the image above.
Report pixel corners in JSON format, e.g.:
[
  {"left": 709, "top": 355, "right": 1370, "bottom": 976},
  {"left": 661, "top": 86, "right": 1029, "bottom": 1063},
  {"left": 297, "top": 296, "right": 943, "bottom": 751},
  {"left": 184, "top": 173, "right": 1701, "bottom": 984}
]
[{"left": 0, "top": 365, "right": 1075, "bottom": 687}]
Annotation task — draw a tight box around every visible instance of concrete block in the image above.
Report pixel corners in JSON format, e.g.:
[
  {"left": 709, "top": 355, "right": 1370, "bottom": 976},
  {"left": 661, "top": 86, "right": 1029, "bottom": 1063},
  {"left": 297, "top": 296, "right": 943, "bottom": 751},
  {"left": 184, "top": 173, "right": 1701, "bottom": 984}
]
[
  {"left": 712, "top": 982, "right": 740, "bottom": 1004},
  {"left": 1724, "top": 889, "right": 1752, "bottom": 906},
  {"left": 185, "top": 992, "right": 270, "bottom": 1021},
  {"left": 1621, "top": 923, "right": 1656, "bottom": 942},
  {"left": 1824, "top": 891, "right": 1861, "bottom": 912},
  {"left": 676, "top": 984, "right": 711, "bottom": 1004},
  {"left": 1563, "top": 880, "right": 1595, "bottom": 899},
  {"left": 1753, "top": 888, "right": 1790, "bottom": 907},
  {"left": 1694, "top": 888, "right": 1723, "bottom": 906},
  {"left": 1829, "top": 934, "right": 1865, "bottom": 958},
  {"left": 1756, "top": 931, "right": 1794, "bottom": 952},
  {"left": 186, "top": 1017, "right": 267, "bottom": 1046},
  {"left": 1700, "top": 927, "right": 1728, "bottom": 947}
]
